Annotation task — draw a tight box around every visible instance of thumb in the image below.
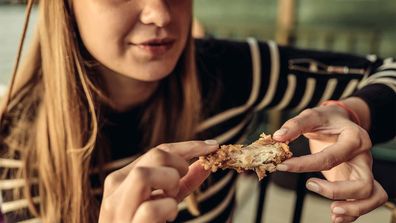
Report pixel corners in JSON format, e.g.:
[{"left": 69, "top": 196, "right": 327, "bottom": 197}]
[{"left": 176, "top": 160, "right": 210, "bottom": 202}]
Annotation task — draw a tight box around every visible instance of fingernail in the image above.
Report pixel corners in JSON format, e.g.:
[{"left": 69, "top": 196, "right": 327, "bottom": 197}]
[
  {"left": 335, "top": 217, "right": 343, "bottom": 223},
  {"left": 274, "top": 128, "right": 288, "bottom": 137},
  {"left": 276, "top": 164, "right": 288, "bottom": 171},
  {"left": 204, "top": 139, "right": 218, "bottom": 145},
  {"left": 333, "top": 207, "right": 346, "bottom": 215},
  {"left": 306, "top": 181, "right": 320, "bottom": 193}
]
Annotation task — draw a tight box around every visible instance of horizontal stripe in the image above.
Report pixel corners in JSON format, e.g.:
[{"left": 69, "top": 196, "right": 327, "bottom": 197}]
[
  {"left": 0, "top": 158, "right": 23, "bottom": 168},
  {"left": 362, "top": 78, "right": 396, "bottom": 92},
  {"left": 196, "top": 38, "right": 261, "bottom": 133},
  {"left": 364, "top": 70, "right": 396, "bottom": 81},
  {"left": 214, "top": 117, "right": 251, "bottom": 144},
  {"left": 0, "top": 178, "right": 38, "bottom": 190},
  {"left": 18, "top": 218, "right": 41, "bottom": 223},
  {"left": 1, "top": 197, "right": 40, "bottom": 213},
  {"left": 358, "top": 70, "right": 396, "bottom": 88},
  {"left": 378, "top": 62, "right": 396, "bottom": 70},
  {"left": 184, "top": 185, "right": 236, "bottom": 223}
]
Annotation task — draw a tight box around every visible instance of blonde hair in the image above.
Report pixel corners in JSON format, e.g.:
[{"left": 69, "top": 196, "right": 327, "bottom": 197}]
[{"left": 0, "top": 0, "right": 201, "bottom": 223}]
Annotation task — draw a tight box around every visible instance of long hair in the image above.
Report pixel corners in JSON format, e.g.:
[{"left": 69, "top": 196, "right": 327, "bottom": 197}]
[{"left": 0, "top": 0, "right": 201, "bottom": 222}]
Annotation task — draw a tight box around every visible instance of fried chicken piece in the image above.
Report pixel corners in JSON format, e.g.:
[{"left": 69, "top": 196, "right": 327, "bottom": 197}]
[{"left": 199, "top": 133, "right": 292, "bottom": 180}]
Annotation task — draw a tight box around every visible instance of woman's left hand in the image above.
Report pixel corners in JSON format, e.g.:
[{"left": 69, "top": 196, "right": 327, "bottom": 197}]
[{"left": 273, "top": 105, "right": 388, "bottom": 223}]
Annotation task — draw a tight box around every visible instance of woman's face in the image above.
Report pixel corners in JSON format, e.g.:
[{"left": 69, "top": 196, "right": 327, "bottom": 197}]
[{"left": 72, "top": 0, "right": 192, "bottom": 81}]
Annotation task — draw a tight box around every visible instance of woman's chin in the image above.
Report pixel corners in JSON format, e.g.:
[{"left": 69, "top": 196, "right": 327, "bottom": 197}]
[
  {"left": 124, "top": 63, "right": 177, "bottom": 82},
  {"left": 122, "top": 69, "right": 173, "bottom": 82}
]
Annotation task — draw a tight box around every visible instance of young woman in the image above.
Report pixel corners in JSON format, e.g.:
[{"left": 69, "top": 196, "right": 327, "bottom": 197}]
[{"left": 1, "top": 0, "right": 395, "bottom": 223}]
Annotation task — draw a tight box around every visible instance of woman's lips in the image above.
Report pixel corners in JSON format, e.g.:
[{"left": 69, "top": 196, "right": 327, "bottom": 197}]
[{"left": 132, "top": 38, "right": 175, "bottom": 57}]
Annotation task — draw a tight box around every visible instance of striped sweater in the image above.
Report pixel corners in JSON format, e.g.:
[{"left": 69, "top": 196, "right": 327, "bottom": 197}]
[{"left": 1, "top": 38, "right": 395, "bottom": 223}]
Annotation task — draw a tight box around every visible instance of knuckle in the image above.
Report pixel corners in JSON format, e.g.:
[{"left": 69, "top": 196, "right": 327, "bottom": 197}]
[
  {"left": 130, "top": 168, "right": 151, "bottom": 197},
  {"left": 180, "top": 162, "right": 189, "bottom": 175},
  {"left": 302, "top": 108, "right": 321, "bottom": 118},
  {"left": 171, "top": 168, "right": 181, "bottom": 181},
  {"left": 359, "top": 180, "right": 373, "bottom": 198},
  {"left": 359, "top": 187, "right": 372, "bottom": 199},
  {"left": 359, "top": 129, "right": 372, "bottom": 149},
  {"left": 156, "top": 144, "right": 172, "bottom": 153},
  {"left": 103, "top": 173, "right": 120, "bottom": 192},
  {"left": 323, "top": 154, "right": 339, "bottom": 170},
  {"left": 347, "top": 205, "right": 361, "bottom": 217},
  {"left": 377, "top": 185, "right": 389, "bottom": 205},
  {"left": 131, "top": 167, "right": 150, "bottom": 184},
  {"left": 381, "top": 191, "right": 389, "bottom": 204},
  {"left": 329, "top": 188, "right": 338, "bottom": 200},
  {"left": 150, "top": 148, "right": 169, "bottom": 165},
  {"left": 167, "top": 169, "right": 181, "bottom": 190},
  {"left": 286, "top": 119, "right": 301, "bottom": 129},
  {"left": 350, "top": 137, "right": 361, "bottom": 149}
]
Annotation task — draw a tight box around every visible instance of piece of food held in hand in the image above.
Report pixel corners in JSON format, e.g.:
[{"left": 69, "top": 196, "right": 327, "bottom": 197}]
[{"left": 200, "top": 133, "right": 292, "bottom": 180}]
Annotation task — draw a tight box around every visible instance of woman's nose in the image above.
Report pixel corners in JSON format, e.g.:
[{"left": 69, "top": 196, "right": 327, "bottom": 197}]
[{"left": 139, "top": 0, "right": 171, "bottom": 27}]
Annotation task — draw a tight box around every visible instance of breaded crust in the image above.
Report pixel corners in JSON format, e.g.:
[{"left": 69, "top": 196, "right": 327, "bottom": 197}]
[{"left": 199, "top": 133, "right": 292, "bottom": 180}]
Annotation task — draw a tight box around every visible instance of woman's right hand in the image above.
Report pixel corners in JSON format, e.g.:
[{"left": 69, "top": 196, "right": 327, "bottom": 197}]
[{"left": 98, "top": 140, "right": 219, "bottom": 223}]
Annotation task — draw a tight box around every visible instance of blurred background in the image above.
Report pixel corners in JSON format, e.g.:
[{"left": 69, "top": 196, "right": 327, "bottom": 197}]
[
  {"left": 0, "top": 0, "right": 395, "bottom": 222},
  {"left": 192, "top": 1, "right": 396, "bottom": 222}
]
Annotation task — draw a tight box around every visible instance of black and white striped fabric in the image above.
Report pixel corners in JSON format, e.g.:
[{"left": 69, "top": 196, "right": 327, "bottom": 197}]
[{"left": 1, "top": 38, "right": 395, "bottom": 223}]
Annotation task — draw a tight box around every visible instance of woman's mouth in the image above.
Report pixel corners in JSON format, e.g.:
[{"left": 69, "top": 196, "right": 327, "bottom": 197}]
[{"left": 132, "top": 38, "right": 175, "bottom": 57}]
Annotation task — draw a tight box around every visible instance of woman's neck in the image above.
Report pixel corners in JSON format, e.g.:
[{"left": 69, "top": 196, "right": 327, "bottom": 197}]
[{"left": 99, "top": 67, "right": 159, "bottom": 112}]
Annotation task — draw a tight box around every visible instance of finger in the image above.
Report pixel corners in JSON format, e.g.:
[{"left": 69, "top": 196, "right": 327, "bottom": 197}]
[
  {"left": 176, "top": 160, "right": 211, "bottom": 202},
  {"left": 330, "top": 181, "right": 388, "bottom": 218},
  {"left": 112, "top": 140, "right": 219, "bottom": 181},
  {"left": 111, "top": 166, "right": 180, "bottom": 220},
  {"left": 273, "top": 108, "right": 323, "bottom": 142},
  {"left": 132, "top": 198, "right": 178, "bottom": 223},
  {"left": 277, "top": 129, "right": 368, "bottom": 172},
  {"left": 305, "top": 177, "right": 374, "bottom": 200},
  {"left": 137, "top": 148, "right": 190, "bottom": 177},
  {"left": 331, "top": 215, "right": 357, "bottom": 223},
  {"left": 156, "top": 140, "right": 219, "bottom": 160}
]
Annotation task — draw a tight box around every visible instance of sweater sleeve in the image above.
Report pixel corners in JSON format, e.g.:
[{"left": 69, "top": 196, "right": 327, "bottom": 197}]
[
  {"left": 275, "top": 44, "right": 396, "bottom": 144},
  {"left": 195, "top": 38, "right": 396, "bottom": 144}
]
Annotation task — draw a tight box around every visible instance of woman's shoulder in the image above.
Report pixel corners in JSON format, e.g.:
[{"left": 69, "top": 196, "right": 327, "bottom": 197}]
[{"left": 194, "top": 38, "right": 259, "bottom": 118}]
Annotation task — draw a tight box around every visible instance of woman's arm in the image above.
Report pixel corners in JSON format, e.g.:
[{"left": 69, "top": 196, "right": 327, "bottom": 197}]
[
  {"left": 272, "top": 97, "right": 389, "bottom": 223},
  {"left": 260, "top": 41, "right": 395, "bottom": 222},
  {"left": 196, "top": 38, "right": 395, "bottom": 143}
]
